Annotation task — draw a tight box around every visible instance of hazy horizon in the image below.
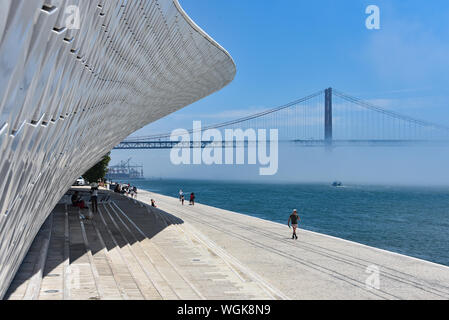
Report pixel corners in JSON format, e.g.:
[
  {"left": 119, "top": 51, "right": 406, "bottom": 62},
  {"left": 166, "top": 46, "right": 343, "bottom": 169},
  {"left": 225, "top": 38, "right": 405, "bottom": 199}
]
[
  {"left": 111, "top": 145, "right": 449, "bottom": 187},
  {"left": 111, "top": 1, "right": 449, "bottom": 188}
]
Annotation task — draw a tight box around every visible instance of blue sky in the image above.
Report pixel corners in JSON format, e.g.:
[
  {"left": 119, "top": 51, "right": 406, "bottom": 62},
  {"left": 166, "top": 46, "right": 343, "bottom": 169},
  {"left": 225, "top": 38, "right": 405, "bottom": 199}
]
[
  {"left": 112, "top": 0, "right": 449, "bottom": 184},
  {"left": 128, "top": 0, "right": 449, "bottom": 135}
]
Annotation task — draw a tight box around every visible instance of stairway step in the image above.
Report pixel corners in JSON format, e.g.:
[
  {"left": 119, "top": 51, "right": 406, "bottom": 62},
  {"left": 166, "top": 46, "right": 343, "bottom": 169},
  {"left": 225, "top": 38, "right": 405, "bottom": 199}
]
[
  {"left": 63, "top": 207, "right": 70, "bottom": 300},
  {"left": 7, "top": 192, "right": 275, "bottom": 300},
  {"left": 100, "top": 204, "right": 173, "bottom": 299},
  {"left": 67, "top": 208, "right": 99, "bottom": 300},
  {"left": 4, "top": 214, "right": 53, "bottom": 300},
  {"left": 104, "top": 204, "right": 184, "bottom": 299},
  {"left": 38, "top": 208, "right": 65, "bottom": 300},
  {"left": 92, "top": 206, "right": 145, "bottom": 299},
  {"left": 22, "top": 213, "right": 53, "bottom": 300},
  {"left": 133, "top": 199, "right": 276, "bottom": 299},
  {"left": 79, "top": 217, "right": 123, "bottom": 299},
  {"left": 112, "top": 201, "right": 249, "bottom": 299}
]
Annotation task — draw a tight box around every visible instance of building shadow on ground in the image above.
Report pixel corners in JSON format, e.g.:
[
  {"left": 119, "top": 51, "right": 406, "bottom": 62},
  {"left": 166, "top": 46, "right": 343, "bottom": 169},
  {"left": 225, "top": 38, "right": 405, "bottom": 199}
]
[{"left": 4, "top": 189, "right": 183, "bottom": 299}]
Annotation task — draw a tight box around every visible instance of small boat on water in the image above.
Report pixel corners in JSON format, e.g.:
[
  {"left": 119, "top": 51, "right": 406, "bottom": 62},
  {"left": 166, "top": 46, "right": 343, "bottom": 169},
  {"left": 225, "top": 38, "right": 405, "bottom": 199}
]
[{"left": 332, "top": 181, "right": 343, "bottom": 187}]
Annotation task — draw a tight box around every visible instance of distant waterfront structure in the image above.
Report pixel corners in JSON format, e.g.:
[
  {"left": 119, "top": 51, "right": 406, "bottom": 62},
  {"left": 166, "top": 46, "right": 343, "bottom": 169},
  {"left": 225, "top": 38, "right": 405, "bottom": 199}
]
[
  {"left": 0, "top": 0, "right": 235, "bottom": 298},
  {"left": 106, "top": 158, "right": 144, "bottom": 180}
]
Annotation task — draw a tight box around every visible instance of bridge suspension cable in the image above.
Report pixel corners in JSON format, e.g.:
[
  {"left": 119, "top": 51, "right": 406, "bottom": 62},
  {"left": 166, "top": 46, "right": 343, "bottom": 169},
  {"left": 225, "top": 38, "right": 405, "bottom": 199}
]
[
  {"left": 333, "top": 89, "right": 449, "bottom": 131},
  {"left": 124, "top": 90, "right": 323, "bottom": 141},
  {"left": 117, "top": 87, "right": 449, "bottom": 148}
]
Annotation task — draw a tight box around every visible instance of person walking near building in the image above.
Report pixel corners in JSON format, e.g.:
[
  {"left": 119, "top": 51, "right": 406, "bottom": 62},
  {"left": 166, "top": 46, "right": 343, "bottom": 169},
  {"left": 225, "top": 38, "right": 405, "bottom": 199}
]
[
  {"left": 90, "top": 185, "right": 99, "bottom": 215},
  {"left": 181, "top": 194, "right": 185, "bottom": 205},
  {"left": 288, "top": 209, "right": 300, "bottom": 240}
]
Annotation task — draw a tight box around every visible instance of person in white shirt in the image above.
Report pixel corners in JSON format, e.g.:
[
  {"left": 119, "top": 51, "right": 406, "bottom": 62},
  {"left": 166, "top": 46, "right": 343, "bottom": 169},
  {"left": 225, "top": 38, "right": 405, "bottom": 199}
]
[
  {"left": 90, "top": 185, "right": 99, "bottom": 214},
  {"left": 179, "top": 189, "right": 184, "bottom": 201}
]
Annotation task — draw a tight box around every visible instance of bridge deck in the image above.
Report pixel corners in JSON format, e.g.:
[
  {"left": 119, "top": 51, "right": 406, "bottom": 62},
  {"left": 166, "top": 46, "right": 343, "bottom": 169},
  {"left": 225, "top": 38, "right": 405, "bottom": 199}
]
[{"left": 6, "top": 189, "right": 449, "bottom": 300}]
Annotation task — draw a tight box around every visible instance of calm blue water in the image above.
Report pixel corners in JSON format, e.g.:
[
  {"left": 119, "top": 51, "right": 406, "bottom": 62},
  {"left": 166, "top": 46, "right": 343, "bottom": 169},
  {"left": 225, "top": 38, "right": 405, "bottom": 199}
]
[{"left": 120, "top": 179, "right": 449, "bottom": 266}]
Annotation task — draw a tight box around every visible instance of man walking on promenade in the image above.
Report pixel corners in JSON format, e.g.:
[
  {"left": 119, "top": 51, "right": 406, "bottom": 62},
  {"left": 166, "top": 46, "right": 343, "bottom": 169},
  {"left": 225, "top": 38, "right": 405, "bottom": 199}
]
[
  {"left": 179, "top": 189, "right": 184, "bottom": 201},
  {"left": 90, "top": 184, "right": 99, "bottom": 215},
  {"left": 288, "top": 209, "right": 300, "bottom": 240}
]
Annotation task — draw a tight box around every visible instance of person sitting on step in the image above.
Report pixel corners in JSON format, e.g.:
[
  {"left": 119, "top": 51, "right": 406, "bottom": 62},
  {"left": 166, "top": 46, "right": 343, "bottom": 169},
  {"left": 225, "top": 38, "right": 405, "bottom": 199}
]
[{"left": 71, "top": 191, "right": 88, "bottom": 209}]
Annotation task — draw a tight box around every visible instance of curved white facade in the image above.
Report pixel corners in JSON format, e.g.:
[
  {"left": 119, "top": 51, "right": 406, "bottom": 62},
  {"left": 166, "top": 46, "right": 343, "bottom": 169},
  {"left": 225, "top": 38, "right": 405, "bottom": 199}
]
[{"left": 0, "top": 0, "right": 235, "bottom": 298}]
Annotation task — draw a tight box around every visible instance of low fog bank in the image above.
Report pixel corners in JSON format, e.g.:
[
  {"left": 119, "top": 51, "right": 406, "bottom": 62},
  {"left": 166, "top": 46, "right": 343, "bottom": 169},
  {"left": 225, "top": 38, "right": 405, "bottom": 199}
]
[{"left": 111, "top": 145, "right": 449, "bottom": 187}]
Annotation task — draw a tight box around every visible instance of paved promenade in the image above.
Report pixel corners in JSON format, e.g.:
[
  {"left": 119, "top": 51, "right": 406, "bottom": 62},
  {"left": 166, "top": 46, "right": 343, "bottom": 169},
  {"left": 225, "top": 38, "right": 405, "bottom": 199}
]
[
  {"left": 5, "top": 188, "right": 449, "bottom": 300},
  {"left": 138, "top": 190, "right": 449, "bottom": 300}
]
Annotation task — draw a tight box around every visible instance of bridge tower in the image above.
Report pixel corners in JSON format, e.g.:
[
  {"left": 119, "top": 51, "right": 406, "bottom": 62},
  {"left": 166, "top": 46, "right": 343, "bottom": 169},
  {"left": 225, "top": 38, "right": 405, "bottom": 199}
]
[{"left": 324, "top": 87, "right": 333, "bottom": 145}]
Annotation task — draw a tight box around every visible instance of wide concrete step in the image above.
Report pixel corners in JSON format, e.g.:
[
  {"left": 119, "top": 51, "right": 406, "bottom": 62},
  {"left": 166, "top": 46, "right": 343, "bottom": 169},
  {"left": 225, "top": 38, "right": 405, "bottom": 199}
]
[
  {"left": 7, "top": 190, "right": 273, "bottom": 300},
  {"left": 4, "top": 212, "right": 53, "bottom": 300},
  {"left": 78, "top": 214, "right": 122, "bottom": 299},
  {"left": 111, "top": 199, "right": 275, "bottom": 299},
  {"left": 38, "top": 208, "right": 65, "bottom": 300},
  {"left": 6, "top": 189, "right": 286, "bottom": 300},
  {"left": 101, "top": 203, "right": 200, "bottom": 299},
  {"left": 95, "top": 205, "right": 161, "bottom": 300},
  {"left": 66, "top": 206, "right": 100, "bottom": 300},
  {"left": 143, "top": 200, "right": 283, "bottom": 299}
]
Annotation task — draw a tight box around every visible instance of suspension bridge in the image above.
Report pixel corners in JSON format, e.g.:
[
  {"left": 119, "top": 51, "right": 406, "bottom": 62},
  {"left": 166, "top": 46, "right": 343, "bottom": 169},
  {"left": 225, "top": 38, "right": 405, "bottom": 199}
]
[{"left": 114, "top": 88, "right": 449, "bottom": 149}]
